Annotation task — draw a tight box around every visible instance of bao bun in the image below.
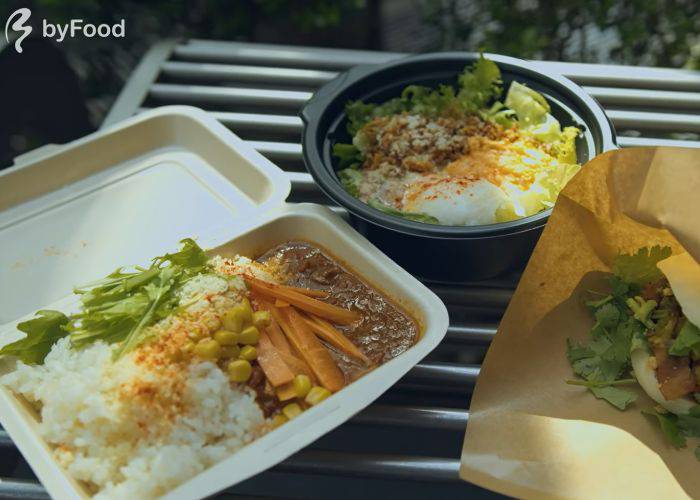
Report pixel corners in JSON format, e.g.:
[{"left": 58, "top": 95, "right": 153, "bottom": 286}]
[{"left": 631, "top": 253, "right": 700, "bottom": 415}]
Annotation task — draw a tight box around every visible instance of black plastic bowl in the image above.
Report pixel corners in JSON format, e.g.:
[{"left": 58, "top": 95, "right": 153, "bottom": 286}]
[{"left": 301, "top": 52, "right": 617, "bottom": 283}]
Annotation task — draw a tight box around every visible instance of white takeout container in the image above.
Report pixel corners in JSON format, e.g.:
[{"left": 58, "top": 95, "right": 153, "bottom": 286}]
[{"left": 0, "top": 106, "right": 449, "bottom": 499}]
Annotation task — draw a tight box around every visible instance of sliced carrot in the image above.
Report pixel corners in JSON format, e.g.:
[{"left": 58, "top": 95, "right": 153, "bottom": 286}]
[
  {"left": 257, "top": 330, "right": 295, "bottom": 387},
  {"left": 267, "top": 320, "right": 292, "bottom": 354},
  {"left": 246, "top": 277, "right": 359, "bottom": 325},
  {"left": 279, "top": 284, "right": 328, "bottom": 298},
  {"left": 267, "top": 310, "right": 318, "bottom": 382},
  {"left": 254, "top": 298, "right": 292, "bottom": 354},
  {"left": 276, "top": 349, "right": 317, "bottom": 382},
  {"left": 303, "top": 314, "right": 370, "bottom": 364},
  {"left": 278, "top": 306, "right": 345, "bottom": 392},
  {"left": 275, "top": 299, "right": 291, "bottom": 308},
  {"left": 276, "top": 381, "right": 297, "bottom": 401}
]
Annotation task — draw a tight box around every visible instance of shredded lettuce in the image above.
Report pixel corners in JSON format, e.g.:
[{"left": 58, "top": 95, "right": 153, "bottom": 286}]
[
  {"left": 504, "top": 81, "right": 551, "bottom": 128},
  {"left": 338, "top": 168, "right": 363, "bottom": 198},
  {"left": 367, "top": 199, "right": 439, "bottom": 224},
  {"left": 344, "top": 54, "right": 502, "bottom": 135},
  {"left": 332, "top": 143, "right": 363, "bottom": 170},
  {"left": 504, "top": 81, "right": 582, "bottom": 160}
]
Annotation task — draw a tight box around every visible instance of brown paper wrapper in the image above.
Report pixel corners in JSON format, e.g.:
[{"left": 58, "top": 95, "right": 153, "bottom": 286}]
[{"left": 460, "top": 147, "right": 700, "bottom": 499}]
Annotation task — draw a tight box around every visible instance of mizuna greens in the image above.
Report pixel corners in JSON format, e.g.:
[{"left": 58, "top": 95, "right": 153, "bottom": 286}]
[
  {"left": 333, "top": 55, "right": 582, "bottom": 227},
  {"left": 567, "top": 246, "right": 700, "bottom": 458},
  {"left": 0, "top": 238, "right": 210, "bottom": 363}
]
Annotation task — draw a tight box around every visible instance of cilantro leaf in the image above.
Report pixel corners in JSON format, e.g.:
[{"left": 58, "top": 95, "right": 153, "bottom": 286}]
[
  {"left": 585, "top": 294, "right": 614, "bottom": 309},
  {"left": 0, "top": 310, "right": 69, "bottom": 365},
  {"left": 567, "top": 290, "right": 644, "bottom": 410},
  {"left": 643, "top": 410, "right": 686, "bottom": 448},
  {"left": 612, "top": 246, "right": 672, "bottom": 286},
  {"left": 669, "top": 320, "right": 700, "bottom": 357},
  {"left": 591, "top": 303, "right": 621, "bottom": 336},
  {"left": 590, "top": 386, "right": 637, "bottom": 410},
  {"left": 566, "top": 321, "right": 635, "bottom": 386},
  {"left": 676, "top": 412, "right": 700, "bottom": 438}
]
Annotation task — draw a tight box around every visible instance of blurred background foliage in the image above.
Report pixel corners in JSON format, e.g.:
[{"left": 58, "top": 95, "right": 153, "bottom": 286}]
[
  {"left": 0, "top": 0, "right": 697, "bottom": 165},
  {"left": 420, "top": 0, "right": 699, "bottom": 67}
]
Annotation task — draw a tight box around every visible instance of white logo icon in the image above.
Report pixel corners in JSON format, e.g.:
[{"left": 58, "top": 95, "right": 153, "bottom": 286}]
[
  {"left": 5, "top": 8, "right": 32, "bottom": 53},
  {"left": 4, "top": 8, "right": 125, "bottom": 53}
]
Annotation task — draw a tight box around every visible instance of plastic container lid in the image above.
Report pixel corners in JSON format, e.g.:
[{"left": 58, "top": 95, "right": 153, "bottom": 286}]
[{"left": 0, "top": 106, "right": 290, "bottom": 325}]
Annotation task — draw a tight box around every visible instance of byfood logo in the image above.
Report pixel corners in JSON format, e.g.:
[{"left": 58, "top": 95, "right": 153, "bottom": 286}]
[
  {"left": 5, "top": 7, "right": 31, "bottom": 53},
  {"left": 5, "top": 8, "right": 125, "bottom": 53}
]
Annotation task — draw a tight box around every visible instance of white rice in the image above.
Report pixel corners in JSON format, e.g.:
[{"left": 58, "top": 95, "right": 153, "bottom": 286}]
[{"left": 0, "top": 266, "right": 271, "bottom": 499}]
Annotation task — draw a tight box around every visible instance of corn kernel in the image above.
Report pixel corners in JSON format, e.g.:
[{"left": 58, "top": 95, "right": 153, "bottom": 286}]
[
  {"left": 282, "top": 403, "right": 303, "bottom": 420},
  {"left": 228, "top": 359, "right": 252, "bottom": 382},
  {"left": 220, "top": 345, "right": 240, "bottom": 359},
  {"left": 239, "top": 345, "right": 258, "bottom": 361},
  {"left": 305, "top": 386, "right": 331, "bottom": 406},
  {"left": 187, "top": 325, "right": 208, "bottom": 341},
  {"left": 193, "top": 339, "right": 221, "bottom": 360},
  {"left": 213, "top": 329, "right": 238, "bottom": 346},
  {"left": 252, "top": 310, "right": 272, "bottom": 329},
  {"left": 222, "top": 307, "right": 245, "bottom": 333},
  {"left": 293, "top": 374, "right": 311, "bottom": 398},
  {"left": 239, "top": 297, "right": 254, "bottom": 324},
  {"left": 239, "top": 325, "right": 260, "bottom": 345},
  {"left": 272, "top": 413, "right": 288, "bottom": 428},
  {"left": 182, "top": 341, "right": 195, "bottom": 353}
]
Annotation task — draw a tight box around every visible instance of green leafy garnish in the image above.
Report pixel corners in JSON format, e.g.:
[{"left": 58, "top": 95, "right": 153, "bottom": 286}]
[
  {"left": 567, "top": 245, "right": 700, "bottom": 457},
  {"left": 67, "top": 238, "right": 209, "bottom": 358},
  {"left": 589, "top": 386, "right": 638, "bottom": 411},
  {"left": 343, "top": 53, "right": 503, "bottom": 136},
  {"left": 0, "top": 310, "right": 69, "bottom": 365},
  {"left": 456, "top": 54, "right": 502, "bottom": 110},
  {"left": 332, "top": 143, "right": 363, "bottom": 170},
  {"left": 367, "top": 199, "right": 439, "bottom": 224},
  {"left": 643, "top": 410, "right": 687, "bottom": 448},
  {"left": 566, "top": 270, "right": 647, "bottom": 409},
  {"left": 338, "top": 168, "right": 363, "bottom": 198},
  {"left": 612, "top": 245, "right": 672, "bottom": 287},
  {"left": 566, "top": 377, "right": 640, "bottom": 409},
  {"left": 566, "top": 378, "right": 637, "bottom": 388},
  {"left": 625, "top": 296, "right": 658, "bottom": 329},
  {"left": 0, "top": 239, "right": 212, "bottom": 365},
  {"left": 668, "top": 319, "right": 700, "bottom": 357}
]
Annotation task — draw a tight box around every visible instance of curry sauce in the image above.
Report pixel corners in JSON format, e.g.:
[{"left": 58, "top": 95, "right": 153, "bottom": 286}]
[{"left": 256, "top": 241, "right": 419, "bottom": 382}]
